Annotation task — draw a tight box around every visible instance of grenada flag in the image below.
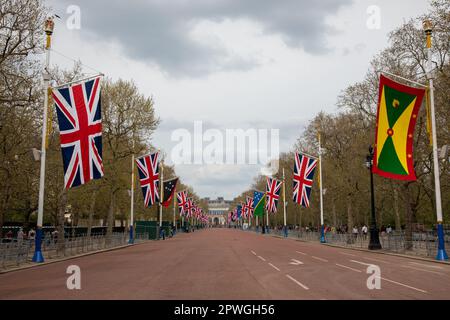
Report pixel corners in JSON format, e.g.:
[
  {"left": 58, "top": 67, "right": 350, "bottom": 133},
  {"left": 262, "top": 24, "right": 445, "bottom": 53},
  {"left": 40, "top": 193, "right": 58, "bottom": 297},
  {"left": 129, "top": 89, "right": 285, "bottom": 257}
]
[{"left": 373, "top": 74, "right": 425, "bottom": 181}]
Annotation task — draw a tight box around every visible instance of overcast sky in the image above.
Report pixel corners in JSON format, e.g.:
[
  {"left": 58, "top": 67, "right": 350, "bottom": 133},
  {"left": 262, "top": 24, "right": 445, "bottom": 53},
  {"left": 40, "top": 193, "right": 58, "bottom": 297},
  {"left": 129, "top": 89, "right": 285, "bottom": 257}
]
[{"left": 46, "top": 0, "right": 429, "bottom": 200}]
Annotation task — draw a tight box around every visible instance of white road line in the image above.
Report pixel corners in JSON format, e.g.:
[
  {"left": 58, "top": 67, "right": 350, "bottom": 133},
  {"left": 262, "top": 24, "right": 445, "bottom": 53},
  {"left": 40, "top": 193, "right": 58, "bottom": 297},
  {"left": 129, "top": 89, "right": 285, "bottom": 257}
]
[
  {"left": 312, "top": 256, "right": 328, "bottom": 262},
  {"left": 296, "top": 251, "right": 307, "bottom": 256},
  {"left": 258, "top": 256, "right": 266, "bottom": 262},
  {"left": 378, "top": 276, "right": 427, "bottom": 294},
  {"left": 286, "top": 274, "right": 309, "bottom": 290},
  {"left": 401, "top": 265, "right": 444, "bottom": 276},
  {"left": 362, "top": 257, "right": 391, "bottom": 264},
  {"left": 289, "top": 259, "right": 304, "bottom": 265},
  {"left": 350, "top": 259, "right": 372, "bottom": 266},
  {"left": 349, "top": 260, "right": 428, "bottom": 293},
  {"left": 335, "top": 263, "right": 362, "bottom": 273},
  {"left": 251, "top": 250, "right": 257, "bottom": 255},
  {"left": 408, "top": 262, "right": 444, "bottom": 270},
  {"left": 339, "top": 252, "right": 356, "bottom": 257},
  {"left": 269, "top": 263, "right": 281, "bottom": 271}
]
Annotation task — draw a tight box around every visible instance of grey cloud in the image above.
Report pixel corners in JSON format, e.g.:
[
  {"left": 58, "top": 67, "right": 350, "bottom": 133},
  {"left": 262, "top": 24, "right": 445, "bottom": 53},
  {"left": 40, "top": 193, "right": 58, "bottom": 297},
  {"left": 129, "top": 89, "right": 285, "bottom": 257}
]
[{"left": 51, "top": 0, "right": 352, "bottom": 76}]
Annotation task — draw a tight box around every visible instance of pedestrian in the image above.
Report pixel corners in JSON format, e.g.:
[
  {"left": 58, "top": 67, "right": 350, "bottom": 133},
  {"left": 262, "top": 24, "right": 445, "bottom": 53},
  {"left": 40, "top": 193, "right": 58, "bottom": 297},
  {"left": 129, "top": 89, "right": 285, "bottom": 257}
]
[
  {"left": 5, "top": 230, "right": 13, "bottom": 242},
  {"left": 51, "top": 229, "right": 59, "bottom": 244},
  {"left": 386, "top": 225, "right": 392, "bottom": 234},
  {"left": 362, "top": 224, "right": 368, "bottom": 240},
  {"left": 28, "top": 228, "right": 36, "bottom": 241},
  {"left": 352, "top": 226, "right": 359, "bottom": 241},
  {"left": 17, "top": 228, "right": 24, "bottom": 244}
]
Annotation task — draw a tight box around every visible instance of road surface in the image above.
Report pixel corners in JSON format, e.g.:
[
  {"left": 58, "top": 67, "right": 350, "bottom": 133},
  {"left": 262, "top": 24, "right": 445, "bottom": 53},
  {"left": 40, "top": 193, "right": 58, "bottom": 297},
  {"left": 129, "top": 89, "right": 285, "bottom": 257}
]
[{"left": 1, "top": 228, "right": 450, "bottom": 299}]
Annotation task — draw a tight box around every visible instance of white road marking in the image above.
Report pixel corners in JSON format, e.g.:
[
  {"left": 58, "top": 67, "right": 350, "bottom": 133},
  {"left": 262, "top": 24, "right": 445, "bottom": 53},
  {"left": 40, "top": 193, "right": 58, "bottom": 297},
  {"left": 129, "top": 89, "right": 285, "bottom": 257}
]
[
  {"left": 349, "top": 260, "right": 427, "bottom": 293},
  {"left": 251, "top": 250, "right": 257, "bottom": 255},
  {"left": 401, "top": 265, "right": 444, "bottom": 276},
  {"left": 269, "top": 263, "right": 281, "bottom": 271},
  {"left": 339, "top": 252, "right": 356, "bottom": 257},
  {"left": 312, "top": 256, "right": 328, "bottom": 262},
  {"left": 258, "top": 256, "right": 266, "bottom": 262},
  {"left": 408, "top": 262, "right": 444, "bottom": 270},
  {"left": 286, "top": 274, "right": 309, "bottom": 290},
  {"left": 335, "top": 263, "right": 362, "bottom": 273},
  {"left": 289, "top": 259, "right": 304, "bottom": 265},
  {"left": 362, "top": 257, "right": 391, "bottom": 264},
  {"left": 296, "top": 251, "right": 307, "bottom": 256},
  {"left": 377, "top": 276, "right": 427, "bottom": 294},
  {"left": 350, "top": 259, "right": 372, "bottom": 266}
]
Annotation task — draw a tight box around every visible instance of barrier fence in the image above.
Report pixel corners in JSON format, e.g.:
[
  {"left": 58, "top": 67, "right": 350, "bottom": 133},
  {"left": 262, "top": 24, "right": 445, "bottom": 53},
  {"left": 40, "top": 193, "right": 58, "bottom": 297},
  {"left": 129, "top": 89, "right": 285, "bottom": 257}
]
[
  {"left": 0, "top": 232, "right": 149, "bottom": 270},
  {"left": 245, "top": 227, "right": 449, "bottom": 259}
]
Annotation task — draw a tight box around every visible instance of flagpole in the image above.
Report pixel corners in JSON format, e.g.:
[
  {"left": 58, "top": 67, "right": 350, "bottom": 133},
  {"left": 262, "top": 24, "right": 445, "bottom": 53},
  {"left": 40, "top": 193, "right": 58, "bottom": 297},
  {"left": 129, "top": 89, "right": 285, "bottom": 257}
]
[
  {"left": 33, "top": 18, "right": 55, "bottom": 263},
  {"left": 159, "top": 162, "right": 164, "bottom": 230},
  {"left": 318, "top": 132, "right": 326, "bottom": 243},
  {"left": 282, "top": 168, "right": 287, "bottom": 237},
  {"left": 423, "top": 20, "right": 447, "bottom": 261},
  {"left": 173, "top": 190, "right": 176, "bottom": 233},
  {"left": 129, "top": 139, "right": 135, "bottom": 244}
]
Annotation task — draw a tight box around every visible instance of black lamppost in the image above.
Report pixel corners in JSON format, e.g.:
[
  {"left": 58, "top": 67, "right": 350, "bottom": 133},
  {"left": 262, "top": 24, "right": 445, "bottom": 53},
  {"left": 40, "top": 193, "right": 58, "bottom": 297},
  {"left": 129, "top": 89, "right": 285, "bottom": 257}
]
[{"left": 366, "top": 146, "right": 382, "bottom": 250}]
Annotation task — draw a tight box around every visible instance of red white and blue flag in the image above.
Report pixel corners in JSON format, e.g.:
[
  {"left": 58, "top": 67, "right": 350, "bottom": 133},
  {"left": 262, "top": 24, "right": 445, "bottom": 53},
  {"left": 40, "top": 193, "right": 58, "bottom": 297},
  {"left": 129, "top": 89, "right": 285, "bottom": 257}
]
[
  {"left": 52, "top": 76, "right": 103, "bottom": 189},
  {"left": 177, "top": 190, "right": 188, "bottom": 216},
  {"left": 265, "top": 177, "right": 282, "bottom": 213},
  {"left": 186, "top": 198, "right": 194, "bottom": 218},
  {"left": 244, "top": 197, "right": 254, "bottom": 219},
  {"left": 293, "top": 153, "right": 318, "bottom": 208},
  {"left": 135, "top": 152, "right": 160, "bottom": 207}
]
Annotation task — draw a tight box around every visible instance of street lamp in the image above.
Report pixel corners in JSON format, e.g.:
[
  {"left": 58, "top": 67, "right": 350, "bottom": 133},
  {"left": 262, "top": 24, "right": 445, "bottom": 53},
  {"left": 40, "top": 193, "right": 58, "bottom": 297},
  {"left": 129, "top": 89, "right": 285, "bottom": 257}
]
[{"left": 366, "top": 146, "right": 382, "bottom": 250}]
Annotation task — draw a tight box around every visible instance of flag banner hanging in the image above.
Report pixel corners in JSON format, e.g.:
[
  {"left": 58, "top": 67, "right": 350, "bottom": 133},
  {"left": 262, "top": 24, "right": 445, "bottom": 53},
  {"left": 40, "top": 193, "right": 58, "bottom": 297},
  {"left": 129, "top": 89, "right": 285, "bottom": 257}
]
[
  {"left": 52, "top": 76, "right": 103, "bottom": 188},
  {"left": 186, "top": 198, "right": 194, "bottom": 218},
  {"left": 245, "top": 197, "right": 254, "bottom": 219},
  {"left": 373, "top": 74, "right": 425, "bottom": 181},
  {"left": 293, "top": 153, "right": 318, "bottom": 208},
  {"left": 161, "top": 178, "right": 178, "bottom": 207},
  {"left": 237, "top": 205, "right": 242, "bottom": 219},
  {"left": 177, "top": 190, "right": 188, "bottom": 215},
  {"left": 135, "top": 152, "right": 160, "bottom": 207},
  {"left": 253, "top": 190, "right": 265, "bottom": 217},
  {"left": 266, "top": 177, "right": 282, "bottom": 213}
]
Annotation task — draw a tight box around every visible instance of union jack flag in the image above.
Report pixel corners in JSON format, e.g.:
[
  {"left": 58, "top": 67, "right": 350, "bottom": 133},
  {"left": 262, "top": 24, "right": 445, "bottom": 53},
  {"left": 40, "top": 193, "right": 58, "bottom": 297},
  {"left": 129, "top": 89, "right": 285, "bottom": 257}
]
[
  {"left": 244, "top": 197, "right": 254, "bottom": 219},
  {"left": 266, "top": 177, "right": 282, "bottom": 213},
  {"left": 177, "top": 190, "right": 188, "bottom": 215},
  {"left": 135, "top": 152, "right": 160, "bottom": 207},
  {"left": 186, "top": 198, "right": 194, "bottom": 218},
  {"left": 52, "top": 76, "right": 103, "bottom": 189},
  {"left": 293, "top": 153, "right": 318, "bottom": 208}
]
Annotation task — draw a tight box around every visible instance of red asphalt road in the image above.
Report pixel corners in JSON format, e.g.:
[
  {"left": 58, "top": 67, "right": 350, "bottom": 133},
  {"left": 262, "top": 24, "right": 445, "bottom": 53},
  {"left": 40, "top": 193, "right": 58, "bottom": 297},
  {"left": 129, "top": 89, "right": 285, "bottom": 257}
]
[{"left": 1, "top": 228, "right": 450, "bottom": 299}]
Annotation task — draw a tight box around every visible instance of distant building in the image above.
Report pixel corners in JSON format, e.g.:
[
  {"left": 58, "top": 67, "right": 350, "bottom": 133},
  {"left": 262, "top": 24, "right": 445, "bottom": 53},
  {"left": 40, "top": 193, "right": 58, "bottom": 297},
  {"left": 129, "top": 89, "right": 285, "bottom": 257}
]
[{"left": 204, "top": 197, "right": 232, "bottom": 225}]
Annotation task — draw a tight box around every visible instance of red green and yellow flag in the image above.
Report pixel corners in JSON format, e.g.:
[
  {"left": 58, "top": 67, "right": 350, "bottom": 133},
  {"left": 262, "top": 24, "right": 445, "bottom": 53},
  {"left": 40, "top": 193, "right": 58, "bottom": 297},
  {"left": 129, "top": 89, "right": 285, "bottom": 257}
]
[{"left": 373, "top": 74, "right": 425, "bottom": 181}]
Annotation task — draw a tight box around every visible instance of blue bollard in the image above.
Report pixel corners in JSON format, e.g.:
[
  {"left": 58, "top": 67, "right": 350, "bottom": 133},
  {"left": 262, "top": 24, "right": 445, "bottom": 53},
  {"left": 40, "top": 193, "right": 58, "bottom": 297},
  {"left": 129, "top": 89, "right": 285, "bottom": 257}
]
[{"left": 32, "top": 227, "right": 44, "bottom": 263}]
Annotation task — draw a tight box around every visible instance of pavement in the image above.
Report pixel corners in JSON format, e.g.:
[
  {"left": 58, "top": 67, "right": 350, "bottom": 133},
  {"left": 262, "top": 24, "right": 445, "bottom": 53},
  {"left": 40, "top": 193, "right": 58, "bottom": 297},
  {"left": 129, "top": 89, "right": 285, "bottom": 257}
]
[{"left": 1, "top": 228, "right": 449, "bottom": 300}]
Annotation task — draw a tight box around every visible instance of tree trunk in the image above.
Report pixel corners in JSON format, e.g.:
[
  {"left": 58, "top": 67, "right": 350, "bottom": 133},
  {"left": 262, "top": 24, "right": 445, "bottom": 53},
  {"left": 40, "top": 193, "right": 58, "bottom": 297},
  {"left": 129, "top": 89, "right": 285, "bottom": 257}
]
[
  {"left": 404, "top": 183, "right": 413, "bottom": 250},
  {"left": 347, "top": 194, "right": 353, "bottom": 233},
  {"left": 394, "top": 186, "right": 401, "bottom": 232},
  {"left": 87, "top": 189, "right": 97, "bottom": 237},
  {"left": 299, "top": 208, "right": 302, "bottom": 229},
  {"left": 0, "top": 182, "right": 11, "bottom": 238},
  {"left": 332, "top": 199, "right": 337, "bottom": 227},
  {"left": 57, "top": 189, "right": 67, "bottom": 256},
  {"left": 107, "top": 189, "right": 116, "bottom": 242}
]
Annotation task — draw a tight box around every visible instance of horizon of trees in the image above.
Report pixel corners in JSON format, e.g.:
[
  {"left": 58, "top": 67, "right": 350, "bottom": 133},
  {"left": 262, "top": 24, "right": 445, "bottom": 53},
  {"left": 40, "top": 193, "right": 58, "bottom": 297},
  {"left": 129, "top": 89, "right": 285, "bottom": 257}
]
[
  {"left": 230, "top": 0, "right": 450, "bottom": 241},
  {"left": 0, "top": 0, "right": 207, "bottom": 239}
]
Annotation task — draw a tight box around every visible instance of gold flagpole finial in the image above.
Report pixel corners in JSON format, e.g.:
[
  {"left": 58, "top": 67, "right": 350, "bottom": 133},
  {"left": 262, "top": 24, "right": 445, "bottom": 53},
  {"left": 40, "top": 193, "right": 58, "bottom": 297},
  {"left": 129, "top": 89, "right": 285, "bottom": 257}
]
[{"left": 423, "top": 19, "right": 432, "bottom": 49}]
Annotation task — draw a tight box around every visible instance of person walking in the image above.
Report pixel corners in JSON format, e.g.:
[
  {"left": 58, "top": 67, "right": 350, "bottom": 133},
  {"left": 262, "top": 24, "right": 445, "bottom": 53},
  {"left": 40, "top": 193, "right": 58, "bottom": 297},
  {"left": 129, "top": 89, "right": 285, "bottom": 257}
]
[
  {"left": 362, "top": 224, "right": 368, "bottom": 240},
  {"left": 17, "top": 228, "right": 25, "bottom": 244}
]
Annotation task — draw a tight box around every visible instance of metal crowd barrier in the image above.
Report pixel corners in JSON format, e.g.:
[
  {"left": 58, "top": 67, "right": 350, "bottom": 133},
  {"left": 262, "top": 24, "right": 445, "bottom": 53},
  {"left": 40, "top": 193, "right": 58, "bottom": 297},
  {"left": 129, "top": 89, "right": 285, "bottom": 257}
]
[{"left": 0, "top": 232, "right": 150, "bottom": 270}]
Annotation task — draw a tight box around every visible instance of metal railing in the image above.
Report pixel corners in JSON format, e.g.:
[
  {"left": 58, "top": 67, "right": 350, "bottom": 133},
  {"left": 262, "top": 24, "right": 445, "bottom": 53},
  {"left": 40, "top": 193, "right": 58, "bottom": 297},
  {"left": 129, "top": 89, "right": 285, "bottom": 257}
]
[
  {"left": 244, "top": 227, "right": 449, "bottom": 258},
  {"left": 0, "top": 232, "right": 150, "bottom": 270}
]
